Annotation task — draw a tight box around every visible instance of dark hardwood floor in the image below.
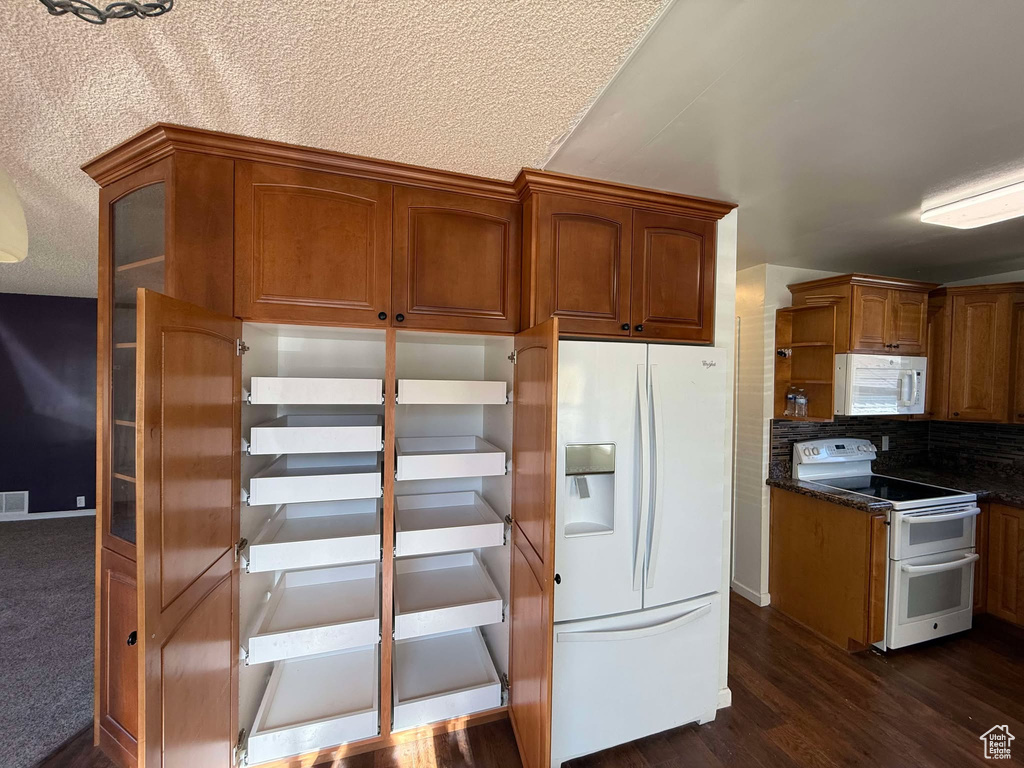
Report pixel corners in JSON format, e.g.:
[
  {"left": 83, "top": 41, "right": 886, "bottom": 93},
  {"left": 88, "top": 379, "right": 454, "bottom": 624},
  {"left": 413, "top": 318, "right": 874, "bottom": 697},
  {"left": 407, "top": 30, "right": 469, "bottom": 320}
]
[{"left": 39, "top": 593, "right": 1024, "bottom": 768}]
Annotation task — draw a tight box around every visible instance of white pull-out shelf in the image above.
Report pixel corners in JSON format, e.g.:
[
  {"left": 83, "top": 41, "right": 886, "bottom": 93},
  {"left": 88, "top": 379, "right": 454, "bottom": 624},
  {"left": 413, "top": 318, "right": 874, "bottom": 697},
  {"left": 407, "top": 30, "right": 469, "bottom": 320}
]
[
  {"left": 248, "top": 453, "right": 382, "bottom": 506},
  {"left": 394, "top": 552, "right": 503, "bottom": 640},
  {"left": 397, "top": 379, "right": 507, "bottom": 405},
  {"left": 248, "top": 376, "right": 382, "bottom": 405},
  {"left": 395, "top": 492, "right": 504, "bottom": 557},
  {"left": 249, "top": 414, "right": 382, "bottom": 455},
  {"left": 392, "top": 628, "right": 501, "bottom": 733},
  {"left": 248, "top": 647, "right": 379, "bottom": 766},
  {"left": 247, "top": 501, "right": 379, "bottom": 573},
  {"left": 247, "top": 564, "right": 380, "bottom": 665},
  {"left": 395, "top": 436, "right": 505, "bottom": 481}
]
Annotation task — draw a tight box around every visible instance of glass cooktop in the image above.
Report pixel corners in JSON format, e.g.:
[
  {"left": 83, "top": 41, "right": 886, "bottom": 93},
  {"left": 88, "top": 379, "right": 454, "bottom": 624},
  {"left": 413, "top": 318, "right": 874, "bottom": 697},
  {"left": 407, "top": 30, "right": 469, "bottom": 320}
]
[{"left": 814, "top": 475, "right": 964, "bottom": 503}]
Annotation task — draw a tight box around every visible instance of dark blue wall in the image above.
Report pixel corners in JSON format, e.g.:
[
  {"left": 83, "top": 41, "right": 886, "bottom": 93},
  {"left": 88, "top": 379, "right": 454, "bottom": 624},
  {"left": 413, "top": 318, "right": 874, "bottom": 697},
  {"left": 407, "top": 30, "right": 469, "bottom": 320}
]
[{"left": 0, "top": 293, "right": 96, "bottom": 513}]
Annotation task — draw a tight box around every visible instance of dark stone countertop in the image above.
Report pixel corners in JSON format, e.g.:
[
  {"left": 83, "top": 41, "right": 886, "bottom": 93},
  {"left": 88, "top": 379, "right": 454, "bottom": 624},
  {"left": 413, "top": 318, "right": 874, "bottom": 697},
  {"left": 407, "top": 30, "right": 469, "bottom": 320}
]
[{"left": 766, "top": 461, "right": 1024, "bottom": 511}]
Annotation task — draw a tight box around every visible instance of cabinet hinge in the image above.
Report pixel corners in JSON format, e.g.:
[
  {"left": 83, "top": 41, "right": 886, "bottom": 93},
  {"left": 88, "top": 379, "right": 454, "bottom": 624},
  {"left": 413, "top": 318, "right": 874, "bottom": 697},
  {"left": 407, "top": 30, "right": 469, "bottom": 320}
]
[
  {"left": 508, "top": 350, "right": 517, "bottom": 365},
  {"left": 236, "top": 339, "right": 250, "bottom": 356},
  {"left": 234, "top": 538, "right": 248, "bottom": 563},
  {"left": 500, "top": 673, "right": 510, "bottom": 691},
  {"left": 503, "top": 514, "right": 513, "bottom": 545},
  {"left": 233, "top": 729, "right": 247, "bottom": 766}
]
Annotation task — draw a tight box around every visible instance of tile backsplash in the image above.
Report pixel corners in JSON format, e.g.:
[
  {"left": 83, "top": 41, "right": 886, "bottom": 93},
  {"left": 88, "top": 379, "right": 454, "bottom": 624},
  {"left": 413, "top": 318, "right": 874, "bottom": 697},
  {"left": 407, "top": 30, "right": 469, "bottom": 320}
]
[{"left": 771, "top": 417, "right": 1024, "bottom": 473}]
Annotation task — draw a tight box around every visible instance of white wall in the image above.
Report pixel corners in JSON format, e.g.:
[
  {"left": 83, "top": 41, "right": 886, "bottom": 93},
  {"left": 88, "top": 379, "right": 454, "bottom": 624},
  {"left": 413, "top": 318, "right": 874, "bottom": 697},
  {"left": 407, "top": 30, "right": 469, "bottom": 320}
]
[{"left": 731, "top": 264, "right": 837, "bottom": 607}]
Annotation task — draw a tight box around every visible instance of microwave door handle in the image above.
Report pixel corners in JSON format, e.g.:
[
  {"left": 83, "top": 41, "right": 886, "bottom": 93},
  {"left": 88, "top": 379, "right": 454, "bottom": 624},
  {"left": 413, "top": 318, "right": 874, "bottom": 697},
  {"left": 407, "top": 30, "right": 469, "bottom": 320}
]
[
  {"left": 909, "top": 369, "right": 919, "bottom": 405},
  {"left": 900, "top": 553, "right": 979, "bottom": 575},
  {"left": 633, "top": 364, "right": 651, "bottom": 592},
  {"left": 905, "top": 507, "right": 980, "bottom": 523}
]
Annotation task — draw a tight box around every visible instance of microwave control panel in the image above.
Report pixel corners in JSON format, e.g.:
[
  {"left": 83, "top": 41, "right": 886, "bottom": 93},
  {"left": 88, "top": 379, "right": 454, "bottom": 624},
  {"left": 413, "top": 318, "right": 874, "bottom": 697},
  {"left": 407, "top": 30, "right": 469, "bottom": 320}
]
[{"left": 793, "top": 437, "right": 877, "bottom": 464}]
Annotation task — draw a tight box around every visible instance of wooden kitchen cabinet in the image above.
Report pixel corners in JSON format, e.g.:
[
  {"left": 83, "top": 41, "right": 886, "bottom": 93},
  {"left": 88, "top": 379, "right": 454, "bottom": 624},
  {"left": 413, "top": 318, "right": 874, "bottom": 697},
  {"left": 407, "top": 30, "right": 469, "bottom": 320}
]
[
  {"left": 789, "top": 274, "right": 936, "bottom": 354},
  {"left": 97, "top": 547, "right": 138, "bottom": 768},
  {"left": 974, "top": 503, "right": 990, "bottom": 615},
  {"left": 630, "top": 210, "right": 716, "bottom": 342},
  {"left": 947, "top": 290, "right": 1013, "bottom": 422},
  {"left": 769, "top": 488, "right": 888, "bottom": 651},
  {"left": 1011, "top": 303, "right": 1024, "bottom": 423},
  {"left": 987, "top": 502, "right": 1024, "bottom": 626},
  {"left": 920, "top": 294, "right": 951, "bottom": 419},
  {"left": 234, "top": 161, "right": 393, "bottom": 326},
  {"left": 517, "top": 170, "right": 733, "bottom": 341},
  {"left": 392, "top": 186, "right": 521, "bottom": 333}
]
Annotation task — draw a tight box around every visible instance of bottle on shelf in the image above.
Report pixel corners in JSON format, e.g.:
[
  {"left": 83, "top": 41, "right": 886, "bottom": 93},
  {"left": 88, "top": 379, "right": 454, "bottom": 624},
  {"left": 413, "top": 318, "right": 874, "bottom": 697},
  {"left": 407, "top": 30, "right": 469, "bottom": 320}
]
[
  {"left": 795, "top": 389, "right": 808, "bottom": 418},
  {"left": 785, "top": 387, "right": 797, "bottom": 417}
]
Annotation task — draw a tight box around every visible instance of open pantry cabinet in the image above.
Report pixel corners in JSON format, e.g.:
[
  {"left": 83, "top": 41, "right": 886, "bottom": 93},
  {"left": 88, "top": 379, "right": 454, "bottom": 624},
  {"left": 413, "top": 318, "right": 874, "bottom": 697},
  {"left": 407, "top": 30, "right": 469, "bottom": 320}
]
[{"left": 125, "top": 291, "right": 558, "bottom": 768}]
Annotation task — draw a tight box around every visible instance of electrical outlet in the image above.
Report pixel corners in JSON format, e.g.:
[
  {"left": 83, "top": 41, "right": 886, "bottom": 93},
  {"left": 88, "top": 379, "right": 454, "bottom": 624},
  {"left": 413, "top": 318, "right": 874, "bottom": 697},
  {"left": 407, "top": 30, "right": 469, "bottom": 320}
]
[
  {"left": 881, "top": 436, "right": 890, "bottom": 451},
  {"left": 76, "top": 496, "right": 86, "bottom": 508}
]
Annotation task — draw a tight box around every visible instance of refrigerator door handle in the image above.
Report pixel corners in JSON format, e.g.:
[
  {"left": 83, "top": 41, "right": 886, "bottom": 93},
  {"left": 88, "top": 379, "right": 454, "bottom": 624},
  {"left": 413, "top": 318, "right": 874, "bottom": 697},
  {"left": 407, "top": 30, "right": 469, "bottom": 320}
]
[
  {"left": 634, "top": 364, "right": 651, "bottom": 592},
  {"left": 555, "top": 600, "right": 713, "bottom": 643},
  {"left": 646, "top": 364, "right": 665, "bottom": 589}
]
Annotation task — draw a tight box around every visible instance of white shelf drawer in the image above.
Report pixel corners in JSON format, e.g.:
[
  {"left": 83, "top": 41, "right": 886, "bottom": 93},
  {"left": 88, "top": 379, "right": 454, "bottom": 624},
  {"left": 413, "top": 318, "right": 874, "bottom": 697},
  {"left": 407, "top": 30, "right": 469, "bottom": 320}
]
[
  {"left": 247, "top": 500, "right": 380, "bottom": 573},
  {"left": 248, "top": 647, "right": 379, "bottom": 766},
  {"left": 395, "top": 492, "right": 504, "bottom": 557},
  {"left": 248, "top": 454, "right": 382, "bottom": 506},
  {"left": 247, "top": 564, "right": 380, "bottom": 665},
  {"left": 395, "top": 436, "right": 505, "bottom": 481},
  {"left": 394, "top": 552, "right": 503, "bottom": 640},
  {"left": 397, "top": 379, "right": 507, "bottom": 405},
  {"left": 249, "top": 415, "right": 382, "bottom": 455},
  {"left": 392, "top": 629, "right": 501, "bottom": 733},
  {"left": 248, "top": 376, "right": 382, "bottom": 405}
]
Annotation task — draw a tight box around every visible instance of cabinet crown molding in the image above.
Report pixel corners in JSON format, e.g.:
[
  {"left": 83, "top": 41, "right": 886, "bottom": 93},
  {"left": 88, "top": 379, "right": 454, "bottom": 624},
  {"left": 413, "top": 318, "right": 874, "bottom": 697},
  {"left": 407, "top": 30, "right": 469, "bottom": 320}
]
[
  {"left": 82, "top": 123, "right": 521, "bottom": 202},
  {"left": 513, "top": 168, "right": 736, "bottom": 220},
  {"left": 931, "top": 282, "right": 1024, "bottom": 297},
  {"left": 788, "top": 273, "right": 940, "bottom": 294}
]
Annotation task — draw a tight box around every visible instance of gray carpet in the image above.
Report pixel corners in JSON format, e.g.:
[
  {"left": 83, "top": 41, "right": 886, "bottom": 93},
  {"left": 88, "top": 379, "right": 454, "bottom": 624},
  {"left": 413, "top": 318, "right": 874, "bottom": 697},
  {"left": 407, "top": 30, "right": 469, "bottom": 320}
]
[{"left": 0, "top": 517, "right": 95, "bottom": 768}]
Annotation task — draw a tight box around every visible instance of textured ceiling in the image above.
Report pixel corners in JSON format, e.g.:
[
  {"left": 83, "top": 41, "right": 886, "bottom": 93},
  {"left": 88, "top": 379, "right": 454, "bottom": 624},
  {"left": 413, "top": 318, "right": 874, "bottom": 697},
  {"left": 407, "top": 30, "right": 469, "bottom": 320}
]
[
  {"left": 549, "top": 0, "right": 1024, "bottom": 284},
  {"left": 0, "top": 0, "right": 666, "bottom": 297}
]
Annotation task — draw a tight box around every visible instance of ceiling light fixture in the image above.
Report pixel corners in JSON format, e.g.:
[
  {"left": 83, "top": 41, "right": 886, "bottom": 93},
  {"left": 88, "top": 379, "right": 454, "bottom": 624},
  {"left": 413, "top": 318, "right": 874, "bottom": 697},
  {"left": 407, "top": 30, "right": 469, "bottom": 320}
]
[
  {"left": 921, "top": 179, "right": 1024, "bottom": 229},
  {"left": 39, "top": 0, "right": 173, "bottom": 24},
  {"left": 0, "top": 169, "right": 28, "bottom": 264}
]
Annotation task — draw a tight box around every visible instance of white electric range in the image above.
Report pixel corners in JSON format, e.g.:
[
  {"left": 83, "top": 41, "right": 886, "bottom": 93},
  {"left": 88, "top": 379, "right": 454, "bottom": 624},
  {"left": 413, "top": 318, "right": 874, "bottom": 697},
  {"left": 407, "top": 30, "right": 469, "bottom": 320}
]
[{"left": 793, "top": 438, "right": 980, "bottom": 649}]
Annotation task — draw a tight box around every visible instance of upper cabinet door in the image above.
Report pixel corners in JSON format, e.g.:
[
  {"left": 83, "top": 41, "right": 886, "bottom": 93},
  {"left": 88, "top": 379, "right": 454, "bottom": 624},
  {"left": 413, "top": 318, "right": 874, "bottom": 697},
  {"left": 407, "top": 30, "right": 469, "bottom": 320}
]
[
  {"left": 889, "top": 290, "right": 927, "bottom": 354},
  {"left": 630, "top": 210, "right": 716, "bottom": 343},
  {"left": 136, "top": 290, "right": 240, "bottom": 768},
  {"left": 392, "top": 186, "right": 521, "bottom": 333},
  {"left": 849, "top": 285, "right": 891, "bottom": 352},
  {"left": 234, "top": 161, "right": 392, "bottom": 325},
  {"left": 532, "top": 194, "right": 632, "bottom": 337},
  {"left": 948, "top": 292, "right": 1012, "bottom": 421},
  {"left": 1010, "top": 304, "right": 1024, "bottom": 424}
]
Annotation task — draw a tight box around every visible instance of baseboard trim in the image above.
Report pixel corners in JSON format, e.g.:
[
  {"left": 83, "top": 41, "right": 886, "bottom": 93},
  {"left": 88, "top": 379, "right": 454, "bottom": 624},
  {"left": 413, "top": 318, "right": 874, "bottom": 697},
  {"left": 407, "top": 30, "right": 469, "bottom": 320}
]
[
  {"left": 717, "top": 687, "right": 732, "bottom": 709},
  {"left": 731, "top": 580, "right": 770, "bottom": 607},
  {"left": 0, "top": 509, "right": 96, "bottom": 522}
]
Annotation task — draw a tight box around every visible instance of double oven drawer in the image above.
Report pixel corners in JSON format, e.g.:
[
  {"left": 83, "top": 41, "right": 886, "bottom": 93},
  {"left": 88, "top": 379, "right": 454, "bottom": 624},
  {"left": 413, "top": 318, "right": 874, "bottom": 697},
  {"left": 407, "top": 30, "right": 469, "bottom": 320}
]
[
  {"left": 890, "top": 503, "right": 979, "bottom": 560},
  {"left": 887, "top": 547, "right": 978, "bottom": 649}
]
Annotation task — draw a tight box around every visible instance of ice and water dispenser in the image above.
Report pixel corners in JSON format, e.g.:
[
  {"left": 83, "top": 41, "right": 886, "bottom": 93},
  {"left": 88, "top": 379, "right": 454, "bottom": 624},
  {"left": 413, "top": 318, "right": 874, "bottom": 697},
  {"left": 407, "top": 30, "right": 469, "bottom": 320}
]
[{"left": 563, "top": 443, "right": 616, "bottom": 536}]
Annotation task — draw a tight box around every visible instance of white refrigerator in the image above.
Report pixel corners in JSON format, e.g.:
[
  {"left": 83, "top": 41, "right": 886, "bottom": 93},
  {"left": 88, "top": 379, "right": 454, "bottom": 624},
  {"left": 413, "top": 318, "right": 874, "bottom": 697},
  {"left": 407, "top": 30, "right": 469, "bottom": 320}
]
[{"left": 550, "top": 341, "right": 726, "bottom": 767}]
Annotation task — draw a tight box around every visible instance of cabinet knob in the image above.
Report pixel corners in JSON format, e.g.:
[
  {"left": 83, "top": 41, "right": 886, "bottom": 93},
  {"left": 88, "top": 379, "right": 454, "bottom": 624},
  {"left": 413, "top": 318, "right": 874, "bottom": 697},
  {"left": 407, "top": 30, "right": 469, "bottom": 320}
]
[
  {"left": 621, "top": 323, "right": 630, "bottom": 331},
  {"left": 1017, "top": 413, "right": 1024, "bottom": 419},
  {"left": 953, "top": 411, "right": 960, "bottom": 417},
  {"left": 127, "top": 631, "right": 137, "bottom": 647},
  {"left": 378, "top": 311, "right": 387, "bottom": 321},
  {"left": 554, "top": 573, "right": 561, "bottom": 585},
  {"left": 894, "top": 344, "right": 900, "bottom": 349},
  {"left": 635, "top": 324, "right": 644, "bottom": 332},
  {"left": 395, "top": 314, "right": 405, "bottom": 323}
]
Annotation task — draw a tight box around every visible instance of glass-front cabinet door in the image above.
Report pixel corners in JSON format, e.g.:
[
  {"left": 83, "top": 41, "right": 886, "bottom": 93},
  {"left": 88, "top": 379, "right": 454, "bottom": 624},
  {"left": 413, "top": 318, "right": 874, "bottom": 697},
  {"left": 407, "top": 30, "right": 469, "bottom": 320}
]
[{"left": 100, "top": 161, "right": 169, "bottom": 556}]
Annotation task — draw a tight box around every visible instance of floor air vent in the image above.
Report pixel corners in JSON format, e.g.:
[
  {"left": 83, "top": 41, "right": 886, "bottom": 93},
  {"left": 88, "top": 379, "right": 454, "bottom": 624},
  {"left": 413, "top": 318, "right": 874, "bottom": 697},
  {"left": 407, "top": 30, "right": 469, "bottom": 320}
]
[{"left": 1, "top": 491, "right": 29, "bottom": 515}]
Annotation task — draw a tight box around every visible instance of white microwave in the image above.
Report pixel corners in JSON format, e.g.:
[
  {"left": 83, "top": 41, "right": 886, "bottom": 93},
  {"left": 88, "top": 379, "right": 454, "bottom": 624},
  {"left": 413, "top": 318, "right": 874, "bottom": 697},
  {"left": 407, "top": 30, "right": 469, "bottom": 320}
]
[{"left": 834, "top": 354, "right": 927, "bottom": 416}]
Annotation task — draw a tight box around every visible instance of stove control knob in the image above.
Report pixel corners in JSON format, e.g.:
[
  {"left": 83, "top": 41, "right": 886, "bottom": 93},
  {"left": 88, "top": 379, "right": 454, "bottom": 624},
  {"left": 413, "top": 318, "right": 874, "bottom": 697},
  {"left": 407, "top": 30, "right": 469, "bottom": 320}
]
[
  {"left": 812, "top": 447, "right": 820, "bottom": 456},
  {"left": 802, "top": 448, "right": 811, "bottom": 456}
]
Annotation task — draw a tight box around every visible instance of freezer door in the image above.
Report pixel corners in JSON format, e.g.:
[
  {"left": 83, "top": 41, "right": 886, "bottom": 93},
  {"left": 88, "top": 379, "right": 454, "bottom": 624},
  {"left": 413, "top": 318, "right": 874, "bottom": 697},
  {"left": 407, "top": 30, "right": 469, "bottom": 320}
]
[
  {"left": 553, "top": 341, "right": 646, "bottom": 623},
  {"left": 643, "top": 344, "right": 726, "bottom": 608},
  {"left": 550, "top": 595, "right": 721, "bottom": 767}
]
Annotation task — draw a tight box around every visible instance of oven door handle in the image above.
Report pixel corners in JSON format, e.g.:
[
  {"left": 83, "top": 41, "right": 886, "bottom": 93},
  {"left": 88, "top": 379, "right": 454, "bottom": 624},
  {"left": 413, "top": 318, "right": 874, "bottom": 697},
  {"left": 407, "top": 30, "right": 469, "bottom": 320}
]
[
  {"left": 904, "top": 507, "right": 980, "bottom": 524},
  {"left": 900, "top": 553, "right": 979, "bottom": 574}
]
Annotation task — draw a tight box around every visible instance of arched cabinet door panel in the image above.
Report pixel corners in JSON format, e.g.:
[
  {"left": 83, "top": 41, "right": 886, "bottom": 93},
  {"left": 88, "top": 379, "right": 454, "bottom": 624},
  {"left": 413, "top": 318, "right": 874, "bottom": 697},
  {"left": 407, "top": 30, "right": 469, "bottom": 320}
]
[
  {"left": 630, "top": 210, "right": 715, "bottom": 343},
  {"left": 392, "top": 186, "right": 521, "bottom": 332},
  {"left": 136, "top": 290, "right": 240, "bottom": 768},
  {"left": 235, "top": 161, "right": 392, "bottom": 326}
]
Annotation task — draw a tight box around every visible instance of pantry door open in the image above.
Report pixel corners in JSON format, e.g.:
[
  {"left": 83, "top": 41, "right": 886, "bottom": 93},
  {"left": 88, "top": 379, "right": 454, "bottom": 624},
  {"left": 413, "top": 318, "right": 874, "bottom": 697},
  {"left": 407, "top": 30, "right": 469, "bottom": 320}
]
[
  {"left": 136, "top": 290, "right": 241, "bottom": 768},
  {"left": 508, "top": 317, "right": 558, "bottom": 768}
]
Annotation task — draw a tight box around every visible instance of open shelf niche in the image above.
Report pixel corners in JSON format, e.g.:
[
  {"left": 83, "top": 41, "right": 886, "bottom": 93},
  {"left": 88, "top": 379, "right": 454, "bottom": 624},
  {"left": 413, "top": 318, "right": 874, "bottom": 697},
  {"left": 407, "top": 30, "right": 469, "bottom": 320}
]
[
  {"left": 391, "top": 330, "right": 514, "bottom": 733},
  {"left": 774, "top": 304, "right": 838, "bottom": 422},
  {"left": 239, "top": 323, "right": 387, "bottom": 761}
]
